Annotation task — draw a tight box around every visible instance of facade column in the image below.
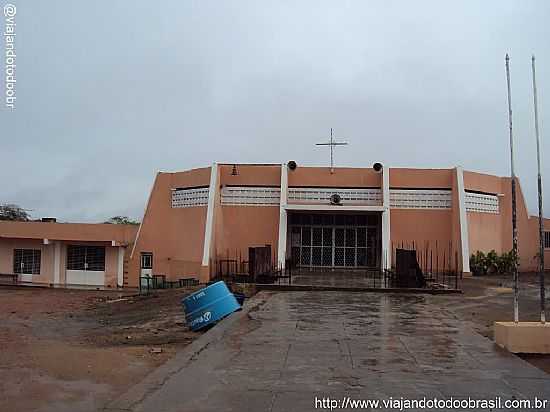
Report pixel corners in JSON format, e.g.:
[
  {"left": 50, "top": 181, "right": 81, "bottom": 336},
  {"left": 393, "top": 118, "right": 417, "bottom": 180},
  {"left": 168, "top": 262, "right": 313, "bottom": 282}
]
[
  {"left": 53, "top": 241, "right": 61, "bottom": 285},
  {"left": 117, "top": 246, "right": 125, "bottom": 287},
  {"left": 277, "top": 163, "right": 289, "bottom": 270},
  {"left": 381, "top": 167, "right": 391, "bottom": 270},
  {"left": 201, "top": 163, "right": 218, "bottom": 280},
  {"left": 456, "top": 166, "right": 470, "bottom": 273}
]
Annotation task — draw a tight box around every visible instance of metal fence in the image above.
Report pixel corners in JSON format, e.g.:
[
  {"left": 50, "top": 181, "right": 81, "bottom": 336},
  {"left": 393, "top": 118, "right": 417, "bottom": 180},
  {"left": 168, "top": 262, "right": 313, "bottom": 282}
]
[
  {"left": 214, "top": 247, "right": 292, "bottom": 284},
  {"left": 213, "top": 241, "right": 461, "bottom": 291},
  {"left": 390, "top": 240, "right": 461, "bottom": 290},
  {"left": 139, "top": 275, "right": 199, "bottom": 294}
]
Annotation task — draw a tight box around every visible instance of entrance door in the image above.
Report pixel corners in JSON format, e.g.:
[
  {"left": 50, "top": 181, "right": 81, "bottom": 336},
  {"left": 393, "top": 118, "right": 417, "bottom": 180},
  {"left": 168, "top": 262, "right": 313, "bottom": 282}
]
[
  {"left": 140, "top": 252, "right": 153, "bottom": 277},
  {"left": 290, "top": 213, "right": 381, "bottom": 269},
  {"left": 66, "top": 245, "right": 106, "bottom": 286},
  {"left": 140, "top": 252, "right": 153, "bottom": 289}
]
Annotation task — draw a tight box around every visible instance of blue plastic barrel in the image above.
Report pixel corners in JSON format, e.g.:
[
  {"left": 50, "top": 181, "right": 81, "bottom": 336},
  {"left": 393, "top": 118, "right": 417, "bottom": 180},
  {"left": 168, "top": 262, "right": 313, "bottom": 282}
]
[{"left": 181, "top": 281, "right": 241, "bottom": 331}]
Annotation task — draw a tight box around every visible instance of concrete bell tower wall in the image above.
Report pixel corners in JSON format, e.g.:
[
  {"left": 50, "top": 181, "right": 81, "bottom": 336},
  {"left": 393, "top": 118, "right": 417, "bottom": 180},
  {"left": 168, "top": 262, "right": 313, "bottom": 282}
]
[
  {"left": 128, "top": 167, "right": 211, "bottom": 286},
  {"left": 389, "top": 168, "right": 460, "bottom": 271}
]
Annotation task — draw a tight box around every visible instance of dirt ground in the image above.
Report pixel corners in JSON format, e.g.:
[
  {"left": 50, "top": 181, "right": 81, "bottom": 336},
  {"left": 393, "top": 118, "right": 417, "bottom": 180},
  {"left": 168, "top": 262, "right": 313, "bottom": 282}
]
[
  {"left": 1, "top": 275, "right": 548, "bottom": 411},
  {"left": 0, "top": 286, "right": 201, "bottom": 412},
  {"left": 434, "top": 271, "right": 550, "bottom": 373}
]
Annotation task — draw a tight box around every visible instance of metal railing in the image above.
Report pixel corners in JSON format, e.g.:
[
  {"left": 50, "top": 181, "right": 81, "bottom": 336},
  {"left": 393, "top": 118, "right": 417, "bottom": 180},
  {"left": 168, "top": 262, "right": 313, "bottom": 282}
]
[
  {"left": 213, "top": 248, "right": 292, "bottom": 284},
  {"left": 212, "top": 241, "right": 461, "bottom": 291},
  {"left": 139, "top": 274, "right": 199, "bottom": 294},
  {"left": 390, "top": 240, "right": 462, "bottom": 290}
]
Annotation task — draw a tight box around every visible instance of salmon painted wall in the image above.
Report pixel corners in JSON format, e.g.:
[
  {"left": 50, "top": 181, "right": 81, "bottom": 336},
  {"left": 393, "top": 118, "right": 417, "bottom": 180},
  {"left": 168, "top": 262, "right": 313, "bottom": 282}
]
[
  {"left": 60, "top": 241, "right": 121, "bottom": 287},
  {"left": 389, "top": 168, "right": 458, "bottom": 270},
  {"left": 520, "top": 211, "right": 550, "bottom": 270},
  {"left": 464, "top": 170, "right": 550, "bottom": 270},
  {"left": 388, "top": 169, "right": 455, "bottom": 251},
  {"left": 0, "top": 238, "right": 54, "bottom": 283},
  {"left": 129, "top": 168, "right": 211, "bottom": 286},
  {"left": 0, "top": 238, "right": 124, "bottom": 286},
  {"left": 467, "top": 212, "right": 505, "bottom": 255},
  {"left": 0, "top": 221, "right": 135, "bottom": 287},
  {"left": 215, "top": 206, "right": 280, "bottom": 265},
  {"left": 0, "top": 221, "right": 137, "bottom": 243},
  {"left": 526, "top": 217, "right": 550, "bottom": 270},
  {"left": 288, "top": 166, "right": 381, "bottom": 187},
  {"left": 213, "top": 164, "right": 281, "bottom": 273},
  {"left": 14, "top": 164, "right": 538, "bottom": 288},
  {"left": 390, "top": 209, "right": 456, "bottom": 269},
  {"left": 105, "top": 246, "right": 118, "bottom": 287},
  {"left": 464, "top": 171, "right": 507, "bottom": 259},
  {"left": 59, "top": 242, "right": 67, "bottom": 284},
  {"left": 59, "top": 240, "right": 121, "bottom": 287},
  {"left": 219, "top": 164, "right": 281, "bottom": 186},
  {"left": 515, "top": 182, "right": 546, "bottom": 270},
  {"left": 389, "top": 168, "right": 453, "bottom": 188}
]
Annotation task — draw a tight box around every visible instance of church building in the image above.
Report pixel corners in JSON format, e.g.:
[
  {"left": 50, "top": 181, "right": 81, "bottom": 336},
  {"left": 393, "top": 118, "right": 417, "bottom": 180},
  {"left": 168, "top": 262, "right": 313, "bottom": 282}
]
[
  {"left": 127, "top": 162, "right": 550, "bottom": 286},
  {"left": 1, "top": 162, "right": 549, "bottom": 288}
]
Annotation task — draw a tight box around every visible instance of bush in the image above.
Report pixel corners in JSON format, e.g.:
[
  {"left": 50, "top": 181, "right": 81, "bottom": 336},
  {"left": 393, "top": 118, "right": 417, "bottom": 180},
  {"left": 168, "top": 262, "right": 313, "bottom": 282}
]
[
  {"left": 496, "top": 250, "right": 518, "bottom": 274},
  {"left": 470, "top": 251, "right": 488, "bottom": 276},
  {"left": 470, "top": 250, "right": 518, "bottom": 276},
  {"left": 486, "top": 250, "right": 499, "bottom": 274}
]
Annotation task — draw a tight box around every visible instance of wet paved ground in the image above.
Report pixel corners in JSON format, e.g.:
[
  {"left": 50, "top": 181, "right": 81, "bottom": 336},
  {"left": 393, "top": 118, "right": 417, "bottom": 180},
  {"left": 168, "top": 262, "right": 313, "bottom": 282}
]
[{"left": 119, "top": 292, "right": 550, "bottom": 412}]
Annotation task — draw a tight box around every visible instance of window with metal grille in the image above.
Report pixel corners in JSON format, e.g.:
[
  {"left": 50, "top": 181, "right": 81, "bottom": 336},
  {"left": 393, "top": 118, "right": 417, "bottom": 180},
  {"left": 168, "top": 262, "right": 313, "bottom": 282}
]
[
  {"left": 545, "top": 231, "right": 550, "bottom": 249},
  {"left": 67, "top": 245, "right": 105, "bottom": 271},
  {"left": 13, "top": 249, "right": 41, "bottom": 275},
  {"left": 141, "top": 252, "right": 153, "bottom": 269}
]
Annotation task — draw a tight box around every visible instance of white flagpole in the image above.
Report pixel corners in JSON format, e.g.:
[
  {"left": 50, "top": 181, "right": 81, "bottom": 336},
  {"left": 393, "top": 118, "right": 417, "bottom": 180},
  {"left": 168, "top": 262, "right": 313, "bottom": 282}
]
[
  {"left": 505, "top": 54, "right": 520, "bottom": 323},
  {"left": 531, "top": 54, "right": 546, "bottom": 324}
]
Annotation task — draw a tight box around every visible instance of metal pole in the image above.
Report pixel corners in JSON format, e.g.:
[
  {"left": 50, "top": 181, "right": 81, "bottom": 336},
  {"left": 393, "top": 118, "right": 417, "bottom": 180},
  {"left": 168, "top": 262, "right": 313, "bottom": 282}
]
[
  {"left": 532, "top": 55, "right": 546, "bottom": 324},
  {"left": 506, "top": 54, "right": 520, "bottom": 323},
  {"left": 330, "top": 127, "right": 334, "bottom": 173}
]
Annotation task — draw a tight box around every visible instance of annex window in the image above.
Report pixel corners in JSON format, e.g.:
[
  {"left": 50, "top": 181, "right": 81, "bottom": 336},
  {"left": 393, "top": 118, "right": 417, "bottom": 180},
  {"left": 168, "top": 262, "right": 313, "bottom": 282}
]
[
  {"left": 67, "top": 245, "right": 105, "bottom": 271},
  {"left": 13, "top": 249, "right": 41, "bottom": 275},
  {"left": 545, "top": 231, "right": 550, "bottom": 249},
  {"left": 140, "top": 252, "right": 153, "bottom": 269}
]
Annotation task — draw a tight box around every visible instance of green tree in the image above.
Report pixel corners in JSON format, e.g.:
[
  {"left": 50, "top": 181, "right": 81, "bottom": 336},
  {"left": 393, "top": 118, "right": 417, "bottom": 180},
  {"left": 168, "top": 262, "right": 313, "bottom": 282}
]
[
  {"left": 0, "top": 204, "right": 30, "bottom": 221},
  {"left": 104, "top": 216, "right": 140, "bottom": 225}
]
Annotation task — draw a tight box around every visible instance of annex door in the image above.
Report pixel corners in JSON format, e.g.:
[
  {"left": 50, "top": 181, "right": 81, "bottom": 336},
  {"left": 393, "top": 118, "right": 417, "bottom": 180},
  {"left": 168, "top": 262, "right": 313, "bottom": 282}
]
[
  {"left": 65, "top": 245, "right": 106, "bottom": 286},
  {"left": 289, "top": 213, "right": 381, "bottom": 269}
]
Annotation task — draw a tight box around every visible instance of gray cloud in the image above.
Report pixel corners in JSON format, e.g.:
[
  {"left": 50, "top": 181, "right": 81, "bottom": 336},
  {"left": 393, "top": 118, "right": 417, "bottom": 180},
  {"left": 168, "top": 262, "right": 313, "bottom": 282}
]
[{"left": 1, "top": 0, "right": 549, "bottom": 221}]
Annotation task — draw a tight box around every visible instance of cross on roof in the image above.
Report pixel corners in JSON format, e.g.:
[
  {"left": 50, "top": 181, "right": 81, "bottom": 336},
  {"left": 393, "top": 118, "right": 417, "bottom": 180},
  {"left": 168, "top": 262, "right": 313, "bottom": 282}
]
[{"left": 315, "top": 128, "right": 348, "bottom": 173}]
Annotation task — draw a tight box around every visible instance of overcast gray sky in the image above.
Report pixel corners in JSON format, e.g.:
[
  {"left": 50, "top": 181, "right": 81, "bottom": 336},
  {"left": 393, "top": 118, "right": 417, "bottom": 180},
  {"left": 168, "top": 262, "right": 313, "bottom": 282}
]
[{"left": 1, "top": 0, "right": 549, "bottom": 222}]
